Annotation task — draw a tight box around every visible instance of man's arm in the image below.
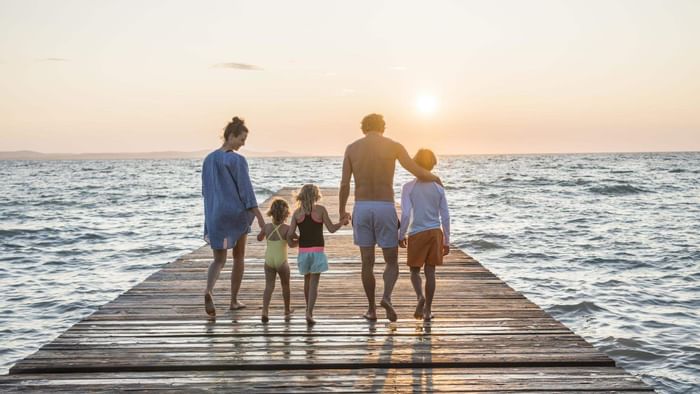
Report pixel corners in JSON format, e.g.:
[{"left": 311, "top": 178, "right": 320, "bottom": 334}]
[
  {"left": 399, "top": 182, "right": 413, "bottom": 242},
  {"left": 339, "top": 147, "right": 353, "bottom": 220},
  {"left": 396, "top": 143, "right": 440, "bottom": 183}
]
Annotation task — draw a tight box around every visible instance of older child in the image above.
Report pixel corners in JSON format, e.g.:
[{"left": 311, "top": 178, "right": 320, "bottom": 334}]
[
  {"left": 399, "top": 149, "right": 451, "bottom": 321},
  {"left": 257, "top": 198, "right": 296, "bottom": 323},
  {"left": 287, "top": 184, "right": 349, "bottom": 325}
]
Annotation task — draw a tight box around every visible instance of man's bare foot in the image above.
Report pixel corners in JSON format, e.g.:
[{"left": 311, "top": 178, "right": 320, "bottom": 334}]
[
  {"left": 414, "top": 297, "right": 425, "bottom": 319},
  {"left": 380, "top": 299, "right": 398, "bottom": 322},
  {"left": 229, "top": 301, "right": 247, "bottom": 310},
  {"left": 362, "top": 308, "right": 377, "bottom": 321},
  {"left": 204, "top": 293, "right": 216, "bottom": 317},
  {"left": 423, "top": 310, "right": 434, "bottom": 321},
  {"left": 306, "top": 313, "right": 316, "bottom": 325},
  {"left": 261, "top": 314, "right": 269, "bottom": 323}
]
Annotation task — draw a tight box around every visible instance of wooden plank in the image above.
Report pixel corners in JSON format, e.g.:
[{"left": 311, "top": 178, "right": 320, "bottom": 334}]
[{"left": 1, "top": 187, "right": 651, "bottom": 391}]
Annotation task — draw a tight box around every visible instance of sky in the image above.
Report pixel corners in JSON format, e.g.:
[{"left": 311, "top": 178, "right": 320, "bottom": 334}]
[{"left": 1, "top": 0, "right": 699, "bottom": 155}]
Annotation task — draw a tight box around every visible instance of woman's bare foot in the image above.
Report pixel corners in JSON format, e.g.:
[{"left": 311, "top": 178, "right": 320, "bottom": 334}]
[
  {"left": 414, "top": 297, "right": 425, "bottom": 319},
  {"left": 306, "top": 313, "right": 316, "bottom": 325},
  {"left": 284, "top": 308, "right": 295, "bottom": 321},
  {"left": 204, "top": 293, "right": 216, "bottom": 317},
  {"left": 380, "top": 299, "right": 398, "bottom": 322},
  {"left": 229, "top": 301, "right": 247, "bottom": 310}
]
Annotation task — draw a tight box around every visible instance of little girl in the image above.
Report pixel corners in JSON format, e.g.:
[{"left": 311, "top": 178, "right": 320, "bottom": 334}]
[
  {"left": 257, "top": 198, "right": 296, "bottom": 323},
  {"left": 287, "top": 184, "right": 348, "bottom": 325}
]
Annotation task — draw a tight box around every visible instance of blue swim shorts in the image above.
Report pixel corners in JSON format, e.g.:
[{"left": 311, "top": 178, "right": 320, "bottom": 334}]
[
  {"left": 352, "top": 201, "right": 399, "bottom": 248},
  {"left": 297, "top": 248, "right": 329, "bottom": 275}
]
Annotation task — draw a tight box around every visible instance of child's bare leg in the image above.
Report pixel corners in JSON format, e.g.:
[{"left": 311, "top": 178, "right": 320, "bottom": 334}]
[
  {"left": 410, "top": 266, "right": 425, "bottom": 319},
  {"left": 205, "top": 249, "right": 228, "bottom": 316},
  {"left": 303, "top": 274, "right": 310, "bottom": 306},
  {"left": 229, "top": 234, "right": 247, "bottom": 310},
  {"left": 306, "top": 273, "right": 320, "bottom": 325},
  {"left": 279, "top": 262, "right": 293, "bottom": 317},
  {"left": 424, "top": 264, "right": 436, "bottom": 321},
  {"left": 262, "top": 266, "right": 276, "bottom": 322}
]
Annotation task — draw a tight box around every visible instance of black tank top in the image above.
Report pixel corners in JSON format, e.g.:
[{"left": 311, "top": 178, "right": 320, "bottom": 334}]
[{"left": 298, "top": 212, "right": 324, "bottom": 248}]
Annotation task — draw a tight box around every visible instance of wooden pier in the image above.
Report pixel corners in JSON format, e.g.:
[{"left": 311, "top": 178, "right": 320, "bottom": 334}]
[{"left": 1, "top": 188, "right": 652, "bottom": 392}]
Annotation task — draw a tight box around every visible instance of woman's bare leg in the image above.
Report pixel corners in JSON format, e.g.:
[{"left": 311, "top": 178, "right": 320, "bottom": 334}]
[
  {"left": 261, "top": 266, "right": 276, "bottom": 322},
  {"left": 230, "top": 233, "right": 247, "bottom": 309},
  {"left": 306, "top": 273, "right": 320, "bottom": 325},
  {"left": 205, "top": 249, "right": 228, "bottom": 316}
]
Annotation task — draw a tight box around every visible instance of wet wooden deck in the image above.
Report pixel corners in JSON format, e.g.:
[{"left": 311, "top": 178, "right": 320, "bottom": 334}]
[{"left": 1, "top": 188, "right": 652, "bottom": 392}]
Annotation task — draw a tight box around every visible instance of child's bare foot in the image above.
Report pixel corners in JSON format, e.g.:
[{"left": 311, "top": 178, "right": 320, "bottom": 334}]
[
  {"left": 229, "top": 301, "right": 247, "bottom": 310},
  {"left": 423, "top": 309, "right": 434, "bottom": 322},
  {"left": 414, "top": 297, "right": 425, "bottom": 319},
  {"left": 284, "top": 308, "right": 295, "bottom": 321},
  {"left": 261, "top": 314, "right": 269, "bottom": 323},
  {"left": 204, "top": 293, "right": 216, "bottom": 317},
  {"left": 362, "top": 308, "right": 377, "bottom": 321},
  {"left": 380, "top": 299, "right": 398, "bottom": 322}
]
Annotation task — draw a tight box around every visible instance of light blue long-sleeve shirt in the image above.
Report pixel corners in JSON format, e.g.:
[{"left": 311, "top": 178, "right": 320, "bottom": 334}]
[
  {"left": 399, "top": 179, "right": 450, "bottom": 245},
  {"left": 201, "top": 150, "right": 258, "bottom": 249}
]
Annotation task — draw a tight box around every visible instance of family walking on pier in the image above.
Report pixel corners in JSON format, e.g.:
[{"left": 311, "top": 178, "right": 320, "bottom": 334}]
[{"left": 201, "top": 114, "right": 450, "bottom": 325}]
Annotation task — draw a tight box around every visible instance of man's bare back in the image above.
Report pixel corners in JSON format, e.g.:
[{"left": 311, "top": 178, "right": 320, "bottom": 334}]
[{"left": 344, "top": 132, "right": 400, "bottom": 202}]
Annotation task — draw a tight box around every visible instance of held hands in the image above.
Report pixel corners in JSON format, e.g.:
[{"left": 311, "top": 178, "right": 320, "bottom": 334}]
[
  {"left": 256, "top": 229, "right": 265, "bottom": 242},
  {"left": 399, "top": 239, "right": 407, "bottom": 248},
  {"left": 340, "top": 211, "right": 351, "bottom": 224}
]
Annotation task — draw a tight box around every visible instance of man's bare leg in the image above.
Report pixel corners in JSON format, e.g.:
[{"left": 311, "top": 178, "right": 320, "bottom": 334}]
[
  {"left": 380, "top": 246, "right": 399, "bottom": 322},
  {"left": 409, "top": 266, "right": 425, "bottom": 319},
  {"left": 205, "top": 249, "right": 228, "bottom": 316},
  {"left": 229, "top": 233, "right": 247, "bottom": 310},
  {"left": 360, "top": 246, "right": 377, "bottom": 320},
  {"left": 424, "top": 264, "right": 436, "bottom": 321}
]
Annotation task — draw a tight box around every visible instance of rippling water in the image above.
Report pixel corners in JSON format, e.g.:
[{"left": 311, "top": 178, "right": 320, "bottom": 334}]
[{"left": 1, "top": 153, "right": 698, "bottom": 392}]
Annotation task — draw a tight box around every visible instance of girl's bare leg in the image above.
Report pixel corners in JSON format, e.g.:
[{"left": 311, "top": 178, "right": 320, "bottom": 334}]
[
  {"left": 306, "top": 273, "right": 320, "bottom": 325},
  {"left": 230, "top": 233, "right": 247, "bottom": 309},
  {"left": 204, "top": 249, "right": 228, "bottom": 316},
  {"left": 279, "top": 262, "right": 293, "bottom": 318},
  {"left": 409, "top": 266, "right": 425, "bottom": 319},
  {"left": 304, "top": 274, "right": 310, "bottom": 306},
  {"left": 424, "top": 264, "right": 436, "bottom": 321},
  {"left": 262, "top": 266, "right": 276, "bottom": 323}
]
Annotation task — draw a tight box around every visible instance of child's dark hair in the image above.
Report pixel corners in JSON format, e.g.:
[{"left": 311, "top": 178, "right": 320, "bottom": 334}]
[{"left": 267, "top": 198, "right": 290, "bottom": 224}]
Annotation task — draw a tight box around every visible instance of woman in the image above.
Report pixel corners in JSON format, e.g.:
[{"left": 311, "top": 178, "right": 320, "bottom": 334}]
[{"left": 202, "top": 116, "right": 265, "bottom": 317}]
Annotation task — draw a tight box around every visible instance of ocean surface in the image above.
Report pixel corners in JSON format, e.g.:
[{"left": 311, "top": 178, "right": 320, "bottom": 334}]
[{"left": 0, "top": 153, "right": 698, "bottom": 392}]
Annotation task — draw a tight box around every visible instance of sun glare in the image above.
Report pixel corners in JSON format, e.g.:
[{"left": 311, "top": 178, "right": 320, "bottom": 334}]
[{"left": 416, "top": 95, "right": 438, "bottom": 115}]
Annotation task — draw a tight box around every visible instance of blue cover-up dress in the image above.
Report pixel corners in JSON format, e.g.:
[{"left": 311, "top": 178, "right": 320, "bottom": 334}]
[{"left": 201, "top": 149, "right": 258, "bottom": 250}]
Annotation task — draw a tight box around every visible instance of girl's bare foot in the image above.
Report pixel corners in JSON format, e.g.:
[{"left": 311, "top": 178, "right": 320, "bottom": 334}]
[
  {"left": 423, "top": 309, "right": 434, "bottom": 321},
  {"left": 284, "top": 308, "right": 295, "bottom": 321},
  {"left": 362, "top": 309, "right": 377, "bottom": 321},
  {"left": 414, "top": 297, "right": 425, "bottom": 319},
  {"left": 380, "top": 299, "right": 398, "bottom": 322},
  {"left": 204, "top": 293, "right": 216, "bottom": 317},
  {"left": 229, "top": 301, "right": 247, "bottom": 310},
  {"left": 261, "top": 315, "right": 269, "bottom": 323}
]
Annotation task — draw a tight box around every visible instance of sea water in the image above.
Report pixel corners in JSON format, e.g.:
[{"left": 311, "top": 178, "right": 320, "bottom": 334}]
[{"left": 0, "top": 153, "right": 698, "bottom": 392}]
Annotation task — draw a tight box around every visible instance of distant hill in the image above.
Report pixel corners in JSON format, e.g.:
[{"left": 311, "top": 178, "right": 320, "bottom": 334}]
[{"left": 0, "top": 149, "right": 304, "bottom": 160}]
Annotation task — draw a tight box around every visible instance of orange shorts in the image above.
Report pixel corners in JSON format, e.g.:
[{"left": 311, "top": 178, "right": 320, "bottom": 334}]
[{"left": 407, "top": 228, "right": 444, "bottom": 267}]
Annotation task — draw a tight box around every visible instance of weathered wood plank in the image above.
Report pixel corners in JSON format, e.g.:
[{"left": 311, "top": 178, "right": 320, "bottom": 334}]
[{"left": 2, "top": 187, "right": 651, "bottom": 391}]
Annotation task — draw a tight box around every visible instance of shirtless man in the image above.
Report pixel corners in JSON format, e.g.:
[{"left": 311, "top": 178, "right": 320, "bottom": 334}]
[{"left": 339, "top": 114, "right": 441, "bottom": 321}]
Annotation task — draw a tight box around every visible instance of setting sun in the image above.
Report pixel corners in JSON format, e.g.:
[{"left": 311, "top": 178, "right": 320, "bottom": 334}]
[{"left": 416, "top": 95, "right": 438, "bottom": 115}]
